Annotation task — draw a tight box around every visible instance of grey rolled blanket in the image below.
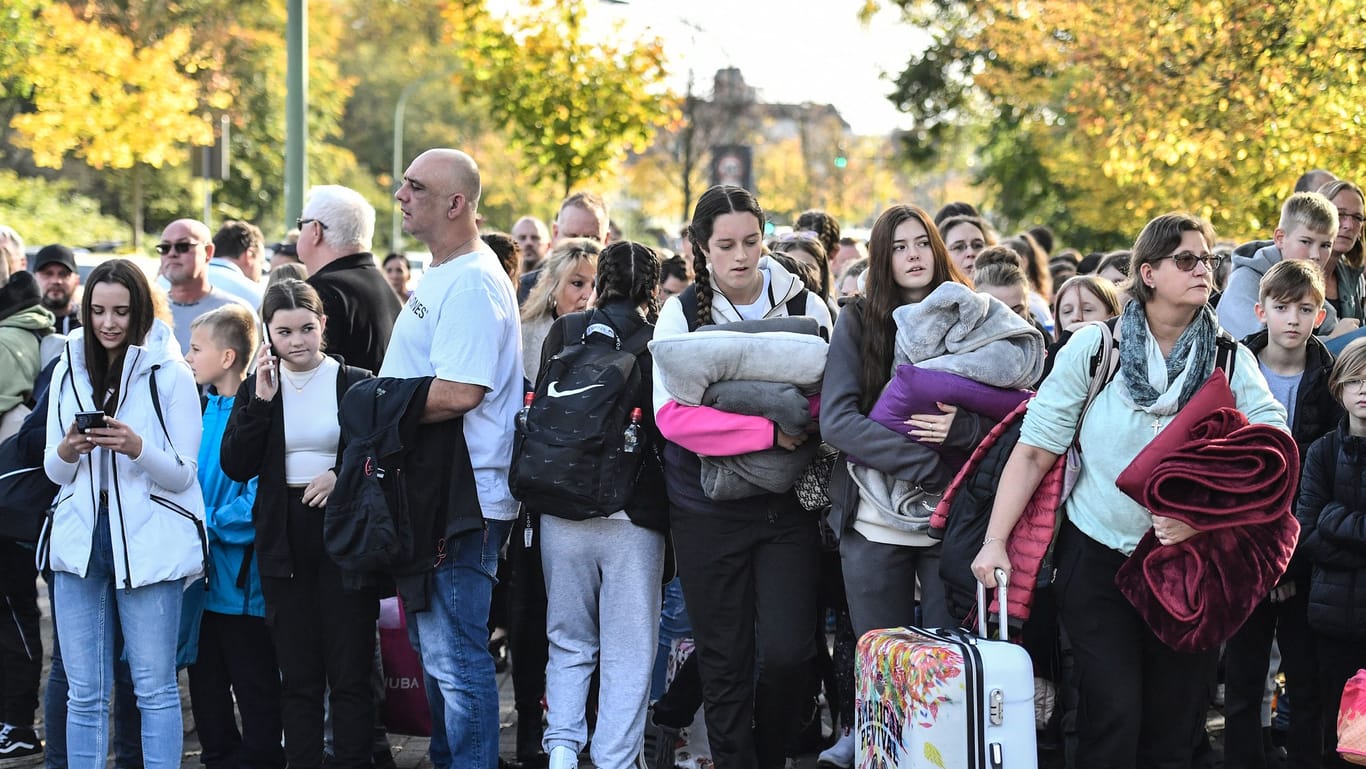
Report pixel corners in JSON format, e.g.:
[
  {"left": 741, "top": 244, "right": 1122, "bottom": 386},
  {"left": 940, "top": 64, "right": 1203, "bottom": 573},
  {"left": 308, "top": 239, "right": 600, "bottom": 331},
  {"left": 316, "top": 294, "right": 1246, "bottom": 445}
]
[{"left": 699, "top": 379, "right": 816, "bottom": 500}]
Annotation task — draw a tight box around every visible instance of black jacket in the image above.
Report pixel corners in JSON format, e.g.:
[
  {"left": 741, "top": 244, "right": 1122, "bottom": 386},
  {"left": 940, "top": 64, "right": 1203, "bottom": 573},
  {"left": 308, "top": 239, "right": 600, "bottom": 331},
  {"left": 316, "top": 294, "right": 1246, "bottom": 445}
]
[
  {"left": 330, "top": 376, "right": 482, "bottom": 610},
  {"left": 1241, "top": 330, "right": 1342, "bottom": 462},
  {"left": 219, "top": 357, "right": 372, "bottom": 578},
  {"left": 1297, "top": 421, "right": 1366, "bottom": 640},
  {"left": 307, "top": 253, "right": 403, "bottom": 375}
]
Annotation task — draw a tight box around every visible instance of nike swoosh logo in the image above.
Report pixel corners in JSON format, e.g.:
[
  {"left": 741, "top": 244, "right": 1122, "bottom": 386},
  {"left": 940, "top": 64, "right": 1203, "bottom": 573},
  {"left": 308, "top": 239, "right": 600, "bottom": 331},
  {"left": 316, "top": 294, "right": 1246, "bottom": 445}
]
[{"left": 546, "top": 381, "right": 604, "bottom": 398}]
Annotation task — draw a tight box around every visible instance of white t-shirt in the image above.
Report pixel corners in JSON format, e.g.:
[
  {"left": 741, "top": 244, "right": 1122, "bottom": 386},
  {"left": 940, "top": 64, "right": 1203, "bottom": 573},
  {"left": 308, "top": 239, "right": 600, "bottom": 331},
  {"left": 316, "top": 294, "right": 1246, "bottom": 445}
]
[
  {"left": 379, "top": 248, "right": 522, "bottom": 521},
  {"left": 281, "top": 357, "right": 341, "bottom": 486},
  {"left": 730, "top": 271, "right": 774, "bottom": 321}
]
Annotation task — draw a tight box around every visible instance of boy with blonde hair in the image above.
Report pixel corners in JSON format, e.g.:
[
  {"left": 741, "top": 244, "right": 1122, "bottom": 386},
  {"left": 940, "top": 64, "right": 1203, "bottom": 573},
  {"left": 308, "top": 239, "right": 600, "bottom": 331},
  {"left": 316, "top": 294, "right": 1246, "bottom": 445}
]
[{"left": 1220, "top": 192, "right": 1339, "bottom": 340}]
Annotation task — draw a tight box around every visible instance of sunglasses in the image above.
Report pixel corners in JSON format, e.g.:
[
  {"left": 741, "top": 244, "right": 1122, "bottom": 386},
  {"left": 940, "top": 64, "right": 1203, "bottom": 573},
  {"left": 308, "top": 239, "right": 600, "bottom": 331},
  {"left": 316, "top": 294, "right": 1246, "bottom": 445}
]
[
  {"left": 1159, "top": 251, "right": 1223, "bottom": 272},
  {"left": 296, "top": 217, "right": 329, "bottom": 231},
  {"left": 155, "top": 241, "right": 202, "bottom": 256}
]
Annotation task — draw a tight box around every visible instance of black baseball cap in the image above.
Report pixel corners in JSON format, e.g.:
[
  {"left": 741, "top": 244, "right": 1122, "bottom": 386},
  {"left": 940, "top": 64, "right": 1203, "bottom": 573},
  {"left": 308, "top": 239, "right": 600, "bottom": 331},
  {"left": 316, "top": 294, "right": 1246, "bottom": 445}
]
[{"left": 33, "top": 244, "right": 77, "bottom": 273}]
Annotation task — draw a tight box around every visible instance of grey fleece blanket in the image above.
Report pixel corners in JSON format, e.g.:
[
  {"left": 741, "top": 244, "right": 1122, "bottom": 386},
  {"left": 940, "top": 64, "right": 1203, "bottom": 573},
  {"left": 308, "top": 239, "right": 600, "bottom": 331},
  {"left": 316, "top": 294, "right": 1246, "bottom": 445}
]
[
  {"left": 892, "top": 282, "right": 1045, "bottom": 389},
  {"left": 847, "top": 463, "right": 943, "bottom": 533},
  {"left": 699, "top": 380, "right": 816, "bottom": 500}
]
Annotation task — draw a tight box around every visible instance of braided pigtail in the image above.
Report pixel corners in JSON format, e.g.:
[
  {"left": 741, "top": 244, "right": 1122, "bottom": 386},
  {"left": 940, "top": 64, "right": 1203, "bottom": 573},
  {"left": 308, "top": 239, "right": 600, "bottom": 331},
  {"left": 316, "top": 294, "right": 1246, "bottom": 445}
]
[
  {"left": 637, "top": 245, "right": 662, "bottom": 324},
  {"left": 690, "top": 229, "right": 713, "bottom": 328},
  {"left": 593, "top": 248, "right": 622, "bottom": 306}
]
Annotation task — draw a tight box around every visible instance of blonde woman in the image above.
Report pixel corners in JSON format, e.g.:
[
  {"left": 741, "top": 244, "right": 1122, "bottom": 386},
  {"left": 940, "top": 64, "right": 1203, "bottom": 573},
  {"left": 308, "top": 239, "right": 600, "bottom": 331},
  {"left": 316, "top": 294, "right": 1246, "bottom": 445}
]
[{"left": 520, "top": 239, "right": 600, "bottom": 383}]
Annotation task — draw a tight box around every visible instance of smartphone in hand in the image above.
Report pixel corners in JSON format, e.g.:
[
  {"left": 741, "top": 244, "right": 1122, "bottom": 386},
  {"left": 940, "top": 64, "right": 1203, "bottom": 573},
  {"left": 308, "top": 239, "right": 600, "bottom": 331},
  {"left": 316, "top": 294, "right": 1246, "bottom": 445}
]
[{"left": 74, "top": 411, "right": 105, "bottom": 433}]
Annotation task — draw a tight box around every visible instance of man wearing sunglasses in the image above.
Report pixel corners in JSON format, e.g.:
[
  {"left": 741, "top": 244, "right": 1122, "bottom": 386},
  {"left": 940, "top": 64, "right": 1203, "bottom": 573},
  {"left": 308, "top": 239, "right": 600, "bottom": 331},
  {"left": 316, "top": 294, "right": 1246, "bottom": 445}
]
[{"left": 158, "top": 219, "right": 256, "bottom": 354}]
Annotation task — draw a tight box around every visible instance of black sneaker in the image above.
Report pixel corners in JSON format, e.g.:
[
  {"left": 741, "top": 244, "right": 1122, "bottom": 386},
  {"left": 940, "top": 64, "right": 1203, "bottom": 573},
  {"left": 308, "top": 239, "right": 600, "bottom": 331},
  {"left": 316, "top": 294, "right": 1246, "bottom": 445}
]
[
  {"left": 0, "top": 725, "right": 42, "bottom": 762},
  {"left": 641, "top": 710, "right": 678, "bottom": 769}
]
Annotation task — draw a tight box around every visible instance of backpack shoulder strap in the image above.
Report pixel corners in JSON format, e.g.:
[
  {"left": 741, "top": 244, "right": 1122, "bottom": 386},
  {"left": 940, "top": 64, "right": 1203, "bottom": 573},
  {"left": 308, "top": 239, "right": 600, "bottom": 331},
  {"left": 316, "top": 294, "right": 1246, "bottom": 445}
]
[
  {"left": 562, "top": 311, "right": 592, "bottom": 348},
  {"left": 620, "top": 323, "right": 655, "bottom": 357},
  {"left": 678, "top": 285, "right": 700, "bottom": 333},
  {"left": 1215, "top": 329, "right": 1238, "bottom": 381},
  {"left": 1074, "top": 319, "right": 1119, "bottom": 450}
]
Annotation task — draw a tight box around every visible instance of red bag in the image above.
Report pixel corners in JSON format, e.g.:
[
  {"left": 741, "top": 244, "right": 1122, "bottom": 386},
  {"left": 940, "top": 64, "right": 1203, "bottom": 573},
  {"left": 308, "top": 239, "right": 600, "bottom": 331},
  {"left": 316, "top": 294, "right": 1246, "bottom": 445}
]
[
  {"left": 1339, "top": 669, "right": 1366, "bottom": 765},
  {"left": 378, "top": 596, "right": 432, "bottom": 737}
]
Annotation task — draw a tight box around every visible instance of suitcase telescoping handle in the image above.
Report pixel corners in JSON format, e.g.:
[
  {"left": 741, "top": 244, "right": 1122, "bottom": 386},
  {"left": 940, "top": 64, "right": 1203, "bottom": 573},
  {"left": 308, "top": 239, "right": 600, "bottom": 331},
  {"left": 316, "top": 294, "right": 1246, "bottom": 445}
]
[{"left": 974, "top": 568, "right": 1009, "bottom": 640}]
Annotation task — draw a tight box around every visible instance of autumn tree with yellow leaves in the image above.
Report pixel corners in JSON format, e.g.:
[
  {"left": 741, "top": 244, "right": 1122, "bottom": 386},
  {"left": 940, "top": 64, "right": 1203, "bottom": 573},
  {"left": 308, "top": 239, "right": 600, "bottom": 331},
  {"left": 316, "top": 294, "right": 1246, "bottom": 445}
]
[{"left": 880, "top": 0, "right": 1366, "bottom": 246}]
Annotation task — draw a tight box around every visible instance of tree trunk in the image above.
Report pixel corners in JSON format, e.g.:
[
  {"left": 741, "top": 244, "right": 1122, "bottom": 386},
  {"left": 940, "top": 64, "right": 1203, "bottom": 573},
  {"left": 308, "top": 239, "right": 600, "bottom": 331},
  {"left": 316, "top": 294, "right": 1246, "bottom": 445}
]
[{"left": 130, "top": 164, "right": 144, "bottom": 250}]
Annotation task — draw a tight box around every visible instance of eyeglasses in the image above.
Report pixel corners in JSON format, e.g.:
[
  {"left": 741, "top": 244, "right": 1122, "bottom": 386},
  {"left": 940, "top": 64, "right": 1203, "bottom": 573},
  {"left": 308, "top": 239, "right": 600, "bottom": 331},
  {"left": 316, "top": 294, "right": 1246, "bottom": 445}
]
[
  {"left": 155, "top": 241, "right": 202, "bottom": 256},
  {"left": 1337, "top": 209, "right": 1365, "bottom": 226},
  {"left": 1158, "top": 251, "right": 1222, "bottom": 272},
  {"left": 296, "top": 217, "right": 329, "bottom": 231},
  {"left": 1342, "top": 379, "right": 1366, "bottom": 393}
]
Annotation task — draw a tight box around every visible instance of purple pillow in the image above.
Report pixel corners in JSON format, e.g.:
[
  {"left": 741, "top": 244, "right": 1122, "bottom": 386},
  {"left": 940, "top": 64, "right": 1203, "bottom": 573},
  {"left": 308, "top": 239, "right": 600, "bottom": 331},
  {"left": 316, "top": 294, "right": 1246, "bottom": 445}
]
[{"left": 868, "top": 364, "right": 1032, "bottom": 437}]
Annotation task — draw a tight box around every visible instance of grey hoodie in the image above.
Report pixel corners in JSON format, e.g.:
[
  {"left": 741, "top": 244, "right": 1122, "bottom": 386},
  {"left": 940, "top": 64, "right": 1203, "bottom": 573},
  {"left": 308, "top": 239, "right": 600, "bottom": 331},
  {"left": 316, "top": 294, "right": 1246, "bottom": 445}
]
[{"left": 1217, "top": 243, "right": 1337, "bottom": 341}]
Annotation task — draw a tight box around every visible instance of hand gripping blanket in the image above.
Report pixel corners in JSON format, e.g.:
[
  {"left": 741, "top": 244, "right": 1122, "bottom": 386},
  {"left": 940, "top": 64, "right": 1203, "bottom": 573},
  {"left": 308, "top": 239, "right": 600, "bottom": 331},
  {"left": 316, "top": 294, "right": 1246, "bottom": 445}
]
[
  {"left": 891, "top": 281, "right": 1046, "bottom": 389},
  {"left": 699, "top": 380, "right": 817, "bottom": 500},
  {"left": 1114, "top": 372, "right": 1301, "bottom": 653}
]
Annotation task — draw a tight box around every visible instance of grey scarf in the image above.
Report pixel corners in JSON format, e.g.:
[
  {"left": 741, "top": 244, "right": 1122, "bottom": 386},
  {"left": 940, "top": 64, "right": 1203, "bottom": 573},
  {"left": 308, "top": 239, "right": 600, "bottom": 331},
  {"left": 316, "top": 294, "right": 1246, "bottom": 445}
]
[{"left": 1118, "top": 299, "right": 1218, "bottom": 411}]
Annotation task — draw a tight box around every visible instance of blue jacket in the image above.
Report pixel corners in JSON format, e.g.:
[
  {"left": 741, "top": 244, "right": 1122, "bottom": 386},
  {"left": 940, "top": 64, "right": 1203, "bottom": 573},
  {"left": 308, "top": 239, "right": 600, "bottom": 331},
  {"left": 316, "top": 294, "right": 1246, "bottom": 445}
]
[{"left": 199, "top": 390, "right": 263, "bottom": 617}]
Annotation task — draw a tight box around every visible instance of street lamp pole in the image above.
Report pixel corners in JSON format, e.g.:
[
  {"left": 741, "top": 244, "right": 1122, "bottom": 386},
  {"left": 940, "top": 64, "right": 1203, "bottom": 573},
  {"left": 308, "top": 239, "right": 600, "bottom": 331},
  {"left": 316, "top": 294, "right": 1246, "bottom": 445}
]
[{"left": 285, "top": 0, "right": 308, "bottom": 229}]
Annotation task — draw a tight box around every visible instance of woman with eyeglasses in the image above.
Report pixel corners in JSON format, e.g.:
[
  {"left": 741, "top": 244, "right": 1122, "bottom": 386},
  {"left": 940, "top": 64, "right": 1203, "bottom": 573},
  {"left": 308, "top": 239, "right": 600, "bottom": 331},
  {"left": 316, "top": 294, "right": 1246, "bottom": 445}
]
[
  {"left": 1317, "top": 180, "right": 1366, "bottom": 327},
  {"left": 939, "top": 214, "right": 995, "bottom": 279},
  {"left": 971, "top": 213, "right": 1288, "bottom": 768}
]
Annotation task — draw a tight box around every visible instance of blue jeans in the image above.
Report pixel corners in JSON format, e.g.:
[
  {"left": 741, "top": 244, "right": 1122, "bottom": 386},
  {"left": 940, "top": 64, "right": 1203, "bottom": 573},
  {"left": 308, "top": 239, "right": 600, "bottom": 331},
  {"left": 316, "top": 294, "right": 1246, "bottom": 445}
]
[
  {"left": 44, "top": 578, "right": 143, "bottom": 769},
  {"left": 651, "top": 577, "right": 692, "bottom": 700},
  {"left": 411, "top": 519, "right": 512, "bottom": 769},
  {"left": 53, "top": 509, "right": 184, "bottom": 769}
]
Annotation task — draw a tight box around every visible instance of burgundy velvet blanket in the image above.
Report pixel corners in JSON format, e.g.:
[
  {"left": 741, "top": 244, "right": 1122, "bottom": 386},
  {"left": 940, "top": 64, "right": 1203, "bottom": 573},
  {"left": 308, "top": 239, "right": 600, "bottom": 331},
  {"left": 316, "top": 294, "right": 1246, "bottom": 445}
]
[{"left": 1113, "top": 372, "right": 1300, "bottom": 653}]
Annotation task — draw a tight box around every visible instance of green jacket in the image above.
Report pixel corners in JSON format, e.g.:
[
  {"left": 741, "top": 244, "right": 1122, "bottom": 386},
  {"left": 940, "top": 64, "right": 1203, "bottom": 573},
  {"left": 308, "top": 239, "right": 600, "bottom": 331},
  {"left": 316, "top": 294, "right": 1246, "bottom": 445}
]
[{"left": 0, "top": 302, "right": 55, "bottom": 414}]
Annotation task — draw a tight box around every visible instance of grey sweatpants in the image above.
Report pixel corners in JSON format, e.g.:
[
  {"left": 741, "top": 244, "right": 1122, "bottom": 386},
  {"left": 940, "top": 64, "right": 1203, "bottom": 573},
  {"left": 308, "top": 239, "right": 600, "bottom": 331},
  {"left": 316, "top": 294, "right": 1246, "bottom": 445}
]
[{"left": 540, "top": 514, "right": 664, "bottom": 769}]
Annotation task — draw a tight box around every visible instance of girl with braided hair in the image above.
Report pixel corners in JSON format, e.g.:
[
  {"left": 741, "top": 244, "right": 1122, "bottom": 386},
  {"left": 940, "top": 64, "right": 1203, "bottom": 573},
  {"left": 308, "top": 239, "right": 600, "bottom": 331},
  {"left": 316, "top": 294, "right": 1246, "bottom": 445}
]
[
  {"left": 536, "top": 241, "right": 668, "bottom": 769},
  {"left": 796, "top": 209, "right": 841, "bottom": 303},
  {"left": 651, "top": 186, "right": 832, "bottom": 769}
]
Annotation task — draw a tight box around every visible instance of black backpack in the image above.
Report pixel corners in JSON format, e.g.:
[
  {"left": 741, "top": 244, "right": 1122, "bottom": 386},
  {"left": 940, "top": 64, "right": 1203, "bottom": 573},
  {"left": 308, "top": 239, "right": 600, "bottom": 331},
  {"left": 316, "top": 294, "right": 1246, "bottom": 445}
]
[{"left": 509, "top": 310, "right": 655, "bottom": 520}]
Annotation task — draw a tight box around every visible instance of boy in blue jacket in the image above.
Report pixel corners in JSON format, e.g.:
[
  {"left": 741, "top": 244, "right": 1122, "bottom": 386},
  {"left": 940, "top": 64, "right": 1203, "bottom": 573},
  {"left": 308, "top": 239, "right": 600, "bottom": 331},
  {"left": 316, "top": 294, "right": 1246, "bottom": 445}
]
[{"left": 184, "top": 304, "right": 285, "bottom": 769}]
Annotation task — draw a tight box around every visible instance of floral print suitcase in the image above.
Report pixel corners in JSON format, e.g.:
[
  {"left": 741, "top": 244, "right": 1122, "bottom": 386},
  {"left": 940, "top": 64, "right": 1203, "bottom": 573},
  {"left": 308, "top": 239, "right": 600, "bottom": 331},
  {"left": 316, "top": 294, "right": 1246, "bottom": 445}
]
[{"left": 855, "top": 571, "right": 1036, "bottom": 769}]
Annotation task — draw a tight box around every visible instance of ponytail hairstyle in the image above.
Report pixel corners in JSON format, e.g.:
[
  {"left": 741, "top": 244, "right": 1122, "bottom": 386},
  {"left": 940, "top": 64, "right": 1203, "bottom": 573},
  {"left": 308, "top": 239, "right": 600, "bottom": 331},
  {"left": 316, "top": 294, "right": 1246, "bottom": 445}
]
[
  {"left": 686, "top": 185, "right": 765, "bottom": 328},
  {"left": 261, "top": 278, "right": 327, "bottom": 343},
  {"left": 594, "top": 241, "right": 662, "bottom": 323},
  {"left": 81, "top": 259, "right": 158, "bottom": 415},
  {"left": 858, "top": 205, "right": 968, "bottom": 412}
]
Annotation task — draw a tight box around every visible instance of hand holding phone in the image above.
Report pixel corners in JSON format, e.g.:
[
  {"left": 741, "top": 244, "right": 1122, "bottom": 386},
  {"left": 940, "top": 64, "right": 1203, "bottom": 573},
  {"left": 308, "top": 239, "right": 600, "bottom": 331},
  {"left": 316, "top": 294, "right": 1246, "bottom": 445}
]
[
  {"left": 254, "top": 341, "right": 279, "bottom": 401},
  {"left": 74, "top": 411, "right": 106, "bottom": 433}
]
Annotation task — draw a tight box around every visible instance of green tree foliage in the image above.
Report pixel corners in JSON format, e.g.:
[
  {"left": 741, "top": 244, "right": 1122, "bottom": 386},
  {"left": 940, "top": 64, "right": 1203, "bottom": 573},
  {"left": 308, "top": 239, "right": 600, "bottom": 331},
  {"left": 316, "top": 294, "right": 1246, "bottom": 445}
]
[
  {"left": 879, "top": 0, "right": 1366, "bottom": 247},
  {"left": 0, "top": 169, "right": 128, "bottom": 246},
  {"left": 443, "top": 0, "right": 675, "bottom": 198}
]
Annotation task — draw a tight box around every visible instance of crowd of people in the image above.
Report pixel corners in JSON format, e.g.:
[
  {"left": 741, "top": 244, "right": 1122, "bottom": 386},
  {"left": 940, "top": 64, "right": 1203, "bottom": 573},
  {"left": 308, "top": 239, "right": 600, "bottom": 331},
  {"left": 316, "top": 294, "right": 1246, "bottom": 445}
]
[{"left": 0, "top": 153, "right": 1362, "bottom": 769}]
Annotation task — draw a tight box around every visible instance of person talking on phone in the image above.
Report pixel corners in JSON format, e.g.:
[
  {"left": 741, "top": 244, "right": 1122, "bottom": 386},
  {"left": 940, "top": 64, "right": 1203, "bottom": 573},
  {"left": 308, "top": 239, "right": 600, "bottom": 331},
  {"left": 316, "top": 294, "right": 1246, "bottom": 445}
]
[
  {"left": 219, "top": 279, "right": 374, "bottom": 769},
  {"left": 43, "top": 258, "right": 206, "bottom": 769}
]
